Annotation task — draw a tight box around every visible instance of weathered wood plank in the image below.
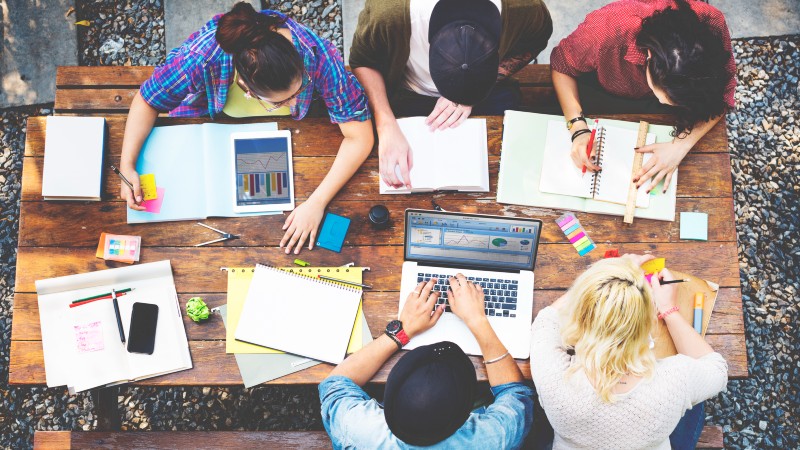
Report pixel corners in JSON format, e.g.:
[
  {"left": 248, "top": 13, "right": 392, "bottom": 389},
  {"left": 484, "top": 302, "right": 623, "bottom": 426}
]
[
  {"left": 14, "top": 242, "right": 741, "bottom": 295},
  {"left": 55, "top": 88, "right": 139, "bottom": 112},
  {"left": 697, "top": 426, "right": 725, "bottom": 449},
  {"left": 19, "top": 152, "right": 734, "bottom": 202},
  {"left": 56, "top": 66, "right": 154, "bottom": 87},
  {"left": 16, "top": 197, "right": 737, "bottom": 247},
  {"left": 11, "top": 286, "right": 743, "bottom": 342},
  {"left": 23, "top": 112, "right": 729, "bottom": 158},
  {"left": 10, "top": 329, "right": 747, "bottom": 385}
]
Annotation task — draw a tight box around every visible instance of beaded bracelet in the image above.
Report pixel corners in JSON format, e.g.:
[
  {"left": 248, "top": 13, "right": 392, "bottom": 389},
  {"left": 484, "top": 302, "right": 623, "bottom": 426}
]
[
  {"left": 571, "top": 128, "right": 592, "bottom": 142},
  {"left": 657, "top": 306, "right": 680, "bottom": 320}
]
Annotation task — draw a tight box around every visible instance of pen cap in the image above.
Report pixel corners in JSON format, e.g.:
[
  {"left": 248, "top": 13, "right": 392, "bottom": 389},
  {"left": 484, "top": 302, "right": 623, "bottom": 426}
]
[{"left": 694, "top": 292, "right": 704, "bottom": 308}]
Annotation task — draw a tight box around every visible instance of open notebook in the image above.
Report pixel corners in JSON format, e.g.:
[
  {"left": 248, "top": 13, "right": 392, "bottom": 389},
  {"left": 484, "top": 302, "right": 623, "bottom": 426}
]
[
  {"left": 235, "top": 265, "right": 362, "bottom": 364},
  {"left": 379, "top": 117, "right": 489, "bottom": 194},
  {"left": 36, "top": 261, "right": 191, "bottom": 393},
  {"left": 497, "top": 111, "right": 678, "bottom": 222},
  {"left": 540, "top": 120, "right": 656, "bottom": 208}
]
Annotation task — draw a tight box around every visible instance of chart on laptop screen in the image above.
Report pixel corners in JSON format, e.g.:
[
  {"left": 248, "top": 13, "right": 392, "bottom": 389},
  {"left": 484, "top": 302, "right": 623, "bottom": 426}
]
[
  {"left": 406, "top": 211, "right": 541, "bottom": 271},
  {"left": 235, "top": 137, "right": 290, "bottom": 205}
]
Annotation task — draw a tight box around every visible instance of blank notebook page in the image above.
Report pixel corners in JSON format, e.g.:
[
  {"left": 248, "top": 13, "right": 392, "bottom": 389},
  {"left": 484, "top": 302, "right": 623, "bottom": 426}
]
[
  {"left": 592, "top": 126, "right": 655, "bottom": 207},
  {"left": 234, "top": 265, "right": 362, "bottom": 364}
]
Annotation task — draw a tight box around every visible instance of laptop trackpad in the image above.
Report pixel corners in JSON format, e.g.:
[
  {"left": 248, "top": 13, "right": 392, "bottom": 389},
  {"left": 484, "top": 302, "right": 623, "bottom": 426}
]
[{"left": 404, "top": 313, "right": 480, "bottom": 355}]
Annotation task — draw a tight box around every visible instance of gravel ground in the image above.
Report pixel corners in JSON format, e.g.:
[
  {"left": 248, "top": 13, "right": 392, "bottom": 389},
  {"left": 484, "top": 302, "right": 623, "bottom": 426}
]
[{"left": 0, "top": 0, "right": 797, "bottom": 447}]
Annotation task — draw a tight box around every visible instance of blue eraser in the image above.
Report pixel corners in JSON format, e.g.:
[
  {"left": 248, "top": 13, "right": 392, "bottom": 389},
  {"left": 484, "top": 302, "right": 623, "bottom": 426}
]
[{"left": 316, "top": 212, "right": 351, "bottom": 253}]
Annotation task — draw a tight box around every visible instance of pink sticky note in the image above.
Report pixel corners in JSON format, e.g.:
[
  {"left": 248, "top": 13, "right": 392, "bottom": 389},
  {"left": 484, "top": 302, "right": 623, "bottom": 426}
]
[
  {"left": 74, "top": 321, "right": 104, "bottom": 353},
  {"left": 142, "top": 187, "right": 165, "bottom": 213}
]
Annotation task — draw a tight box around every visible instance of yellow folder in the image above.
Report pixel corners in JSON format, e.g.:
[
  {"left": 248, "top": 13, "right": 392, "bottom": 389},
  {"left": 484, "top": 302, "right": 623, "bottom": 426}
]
[{"left": 226, "top": 267, "right": 367, "bottom": 354}]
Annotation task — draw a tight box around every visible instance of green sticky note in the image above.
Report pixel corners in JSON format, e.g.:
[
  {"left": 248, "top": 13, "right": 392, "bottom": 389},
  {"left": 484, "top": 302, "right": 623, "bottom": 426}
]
[{"left": 680, "top": 212, "right": 708, "bottom": 241}]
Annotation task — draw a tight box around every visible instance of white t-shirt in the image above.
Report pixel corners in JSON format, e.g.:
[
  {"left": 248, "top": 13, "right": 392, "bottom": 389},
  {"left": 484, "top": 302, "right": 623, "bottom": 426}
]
[{"left": 403, "top": 0, "right": 502, "bottom": 97}]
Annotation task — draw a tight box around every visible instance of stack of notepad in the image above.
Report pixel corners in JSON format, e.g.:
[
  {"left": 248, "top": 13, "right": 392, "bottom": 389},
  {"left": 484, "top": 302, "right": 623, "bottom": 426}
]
[
  {"left": 221, "top": 266, "right": 372, "bottom": 387},
  {"left": 42, "top": 116, "right": 107, "bottom": 201},
  {"left": 36, "top": 261, "right": 192, "bottom": 393}
]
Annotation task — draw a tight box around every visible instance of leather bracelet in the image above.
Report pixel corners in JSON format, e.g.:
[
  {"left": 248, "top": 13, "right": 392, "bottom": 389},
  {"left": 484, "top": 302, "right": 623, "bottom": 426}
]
[
  {"left": 571, "top": 128, "right": 592, "bottom": 142},
  {"left": 384, "top": 330, "right": 403, "bottom": 349},
  {"left": 657, "top": 306, "right": 680, "bottom": 320},
  {"left": 484, "top": 351, "right": 510, "bottom": 365}
]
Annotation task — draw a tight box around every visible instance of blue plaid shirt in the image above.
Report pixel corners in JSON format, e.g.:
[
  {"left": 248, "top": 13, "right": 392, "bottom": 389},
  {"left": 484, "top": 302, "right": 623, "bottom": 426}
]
[
  {"left": 319, "top": 376, "right": 536, "bottom": 450},
  {"left": 140, "top": 10, "right": 370, "bottom": 123}
]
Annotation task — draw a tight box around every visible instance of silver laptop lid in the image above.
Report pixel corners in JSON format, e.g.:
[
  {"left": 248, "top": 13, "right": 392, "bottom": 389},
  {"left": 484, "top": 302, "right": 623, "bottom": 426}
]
[{"left": 404, "top": 209, "right": 542, "bottom": 272}]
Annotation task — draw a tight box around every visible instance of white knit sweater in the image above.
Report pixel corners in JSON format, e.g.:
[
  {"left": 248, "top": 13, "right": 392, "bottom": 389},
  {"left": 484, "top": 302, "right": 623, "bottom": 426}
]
[{"left": 530, "top": 307, "right": 728, "bottom": 450}]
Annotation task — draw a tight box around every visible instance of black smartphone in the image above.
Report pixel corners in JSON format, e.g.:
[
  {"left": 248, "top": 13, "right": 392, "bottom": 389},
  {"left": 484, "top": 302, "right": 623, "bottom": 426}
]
[{"left": 127, "top": 302, "right": 159, "bottom": 354}]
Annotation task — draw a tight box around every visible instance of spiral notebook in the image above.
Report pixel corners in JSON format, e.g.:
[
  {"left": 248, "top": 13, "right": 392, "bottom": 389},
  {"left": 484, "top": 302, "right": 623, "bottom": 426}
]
[
  {"left": 539, "top": 120, "right": 656, "bottom": 208},
  {"left": 234, "top": 264, "right": 362, "bottom": 364}
]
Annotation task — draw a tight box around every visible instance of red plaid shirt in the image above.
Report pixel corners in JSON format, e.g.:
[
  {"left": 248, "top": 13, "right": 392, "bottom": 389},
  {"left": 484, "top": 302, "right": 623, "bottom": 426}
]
[{"left": 550, "top": 0, "right": 736, "bottom": 108}]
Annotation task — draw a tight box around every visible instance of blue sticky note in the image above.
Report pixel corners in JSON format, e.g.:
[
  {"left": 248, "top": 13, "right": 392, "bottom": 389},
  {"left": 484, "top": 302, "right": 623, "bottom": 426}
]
[
  {"left": 680, "top": 212, "right": 708, "bottom": 241},
  {"left": 316, "top": 212, "right": 351, "bottom": 252}
]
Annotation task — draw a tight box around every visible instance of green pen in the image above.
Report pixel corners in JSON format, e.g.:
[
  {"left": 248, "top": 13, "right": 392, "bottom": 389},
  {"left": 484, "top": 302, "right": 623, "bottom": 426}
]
[{"left": 72, "top": 288, "right": 133, "bottom": 304}]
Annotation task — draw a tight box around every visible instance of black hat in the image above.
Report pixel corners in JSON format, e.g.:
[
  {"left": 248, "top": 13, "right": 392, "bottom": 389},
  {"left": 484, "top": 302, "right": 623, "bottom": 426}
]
[
  {"left": 384, "top": 341, "right": 477, "bottom": 446},
  {"left": 429, "top": 0, "right": 502, "bottom": 105}
]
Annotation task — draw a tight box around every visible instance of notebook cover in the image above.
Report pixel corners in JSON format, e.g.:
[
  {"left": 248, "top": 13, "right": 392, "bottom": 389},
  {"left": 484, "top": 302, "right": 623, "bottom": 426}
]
[{"left": 42, "top": 116, "right": 106, "bottom": 200}]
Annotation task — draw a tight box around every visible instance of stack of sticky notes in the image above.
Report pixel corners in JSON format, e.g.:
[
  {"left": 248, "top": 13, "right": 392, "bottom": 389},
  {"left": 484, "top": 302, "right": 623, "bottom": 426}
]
[
  {"left": 96, "top": 232, "right": 141, "bottom": 264},
  {"left": 680, "top": 212, "right": 708, "bottom": 241},
  {"left": 139, "top": 173, "right": 165, "bottom": 213},
  {"left": 556, "top": 213, "right": 595, "bottom": 256}
]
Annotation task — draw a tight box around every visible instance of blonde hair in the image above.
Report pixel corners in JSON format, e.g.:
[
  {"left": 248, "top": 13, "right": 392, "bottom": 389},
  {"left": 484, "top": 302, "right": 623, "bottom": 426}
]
[{"left": 560, "top": 257, "right": 656, "bottom": 403}]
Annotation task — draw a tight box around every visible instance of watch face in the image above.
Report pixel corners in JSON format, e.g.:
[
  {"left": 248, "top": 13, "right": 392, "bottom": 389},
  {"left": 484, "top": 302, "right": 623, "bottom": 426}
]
[{"left": 386, "top": 320, "right": 402, "bottom": 334}]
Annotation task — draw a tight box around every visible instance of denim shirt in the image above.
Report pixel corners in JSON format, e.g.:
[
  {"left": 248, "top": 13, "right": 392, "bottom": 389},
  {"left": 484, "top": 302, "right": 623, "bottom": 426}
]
[{"left": 319, "top": 375, "right": 535, "bottom": 449}]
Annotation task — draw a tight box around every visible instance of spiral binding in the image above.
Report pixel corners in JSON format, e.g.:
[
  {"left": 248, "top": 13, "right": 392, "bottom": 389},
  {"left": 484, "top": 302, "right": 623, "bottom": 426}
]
[
  {"left": 589, "top": 126, "right": 607, "bottom": 197},
  {"left": 254, "top": 263, "right": 361, "bottom": 293}
]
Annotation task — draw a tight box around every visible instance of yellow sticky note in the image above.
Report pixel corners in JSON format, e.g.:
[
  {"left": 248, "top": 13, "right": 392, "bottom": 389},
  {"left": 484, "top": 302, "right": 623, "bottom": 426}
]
[
  {"left": 642, "top": 258, "right": 666, "bottom": 275},
  {"left": 139, "top": 174, "right": 157, "bottom": 201}
]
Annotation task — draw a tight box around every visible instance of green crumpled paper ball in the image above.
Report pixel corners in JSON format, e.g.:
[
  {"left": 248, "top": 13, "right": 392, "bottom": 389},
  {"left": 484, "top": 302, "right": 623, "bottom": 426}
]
[{"left": 186, "top": 297, "right": 210, "bottom": 322}]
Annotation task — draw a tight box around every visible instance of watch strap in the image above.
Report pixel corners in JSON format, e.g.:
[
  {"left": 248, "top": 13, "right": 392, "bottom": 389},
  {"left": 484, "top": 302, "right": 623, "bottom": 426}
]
[
  {"left": 566, "top": 114, "right": 587, "bottom": 130},
  {"left": 395, "top": 329, "right": 410, "bottom": 347},
  {"left": 384, "top": 330, "right": 403, "bottom": 349}
]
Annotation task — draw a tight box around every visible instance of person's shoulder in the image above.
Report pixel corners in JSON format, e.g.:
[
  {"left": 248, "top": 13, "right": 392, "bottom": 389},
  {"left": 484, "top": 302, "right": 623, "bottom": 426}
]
[
  {"left": 180, "top": 14, "right": 225, "bottom": 58},
  {"left": 359, "top": 0, "right": 407, "bottom": 26}
]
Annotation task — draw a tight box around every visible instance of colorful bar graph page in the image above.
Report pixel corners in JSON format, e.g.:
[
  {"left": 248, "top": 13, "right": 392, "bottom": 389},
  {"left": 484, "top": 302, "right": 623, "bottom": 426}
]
[{"left": 234, "top": 137, "right": 291, "bottom": 206}]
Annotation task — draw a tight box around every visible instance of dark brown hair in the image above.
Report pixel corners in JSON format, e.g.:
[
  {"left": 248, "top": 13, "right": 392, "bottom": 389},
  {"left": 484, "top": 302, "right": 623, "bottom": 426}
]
[
  {"left": 636, "top": 0, "right": 730, "bottom": 137},
  {"left": 216, "top": 2, "right": 304, "bottom": 96}
]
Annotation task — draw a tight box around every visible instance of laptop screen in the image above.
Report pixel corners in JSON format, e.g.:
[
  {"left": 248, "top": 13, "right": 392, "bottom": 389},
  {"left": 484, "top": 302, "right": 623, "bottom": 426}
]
[{"left": 404, "top": 210, "right": 542, "bottom": 272}]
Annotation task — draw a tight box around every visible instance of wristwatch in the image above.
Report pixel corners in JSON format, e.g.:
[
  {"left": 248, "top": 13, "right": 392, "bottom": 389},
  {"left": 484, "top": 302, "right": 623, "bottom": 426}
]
[
  {"left": 385, "top": 320, "right": 410, "bottom": 349},
  {"left": 566, "top": 114, "right": 587, "bottom": 130}
]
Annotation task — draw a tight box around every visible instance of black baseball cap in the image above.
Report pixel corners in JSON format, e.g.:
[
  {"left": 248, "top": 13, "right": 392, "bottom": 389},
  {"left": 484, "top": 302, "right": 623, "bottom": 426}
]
[
  {"left": 384, "top": 341, "right": 476, "bottom": 446},
  {"left": 429, "top": 0, "right": 502, "bottom": 105}
]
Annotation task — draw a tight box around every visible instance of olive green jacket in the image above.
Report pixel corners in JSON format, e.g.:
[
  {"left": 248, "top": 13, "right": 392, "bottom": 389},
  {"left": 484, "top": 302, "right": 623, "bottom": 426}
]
[{"left": 349, "top": 0, "right": 553, "bottom": 95}]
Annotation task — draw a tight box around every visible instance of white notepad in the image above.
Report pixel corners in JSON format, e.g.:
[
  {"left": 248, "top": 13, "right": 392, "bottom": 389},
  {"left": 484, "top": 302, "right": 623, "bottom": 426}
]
[
  {"left": 539, "top": 120, "right": 655, "bottom": 208},
  {"left": 234, "top": 265, "right": 362, "bottom": 364},
  {"left": 379, "top": 117, "right": 489, "bottom": 194},
  {"left": 42, "top": 116, "right": 106, "bottom": 201}
]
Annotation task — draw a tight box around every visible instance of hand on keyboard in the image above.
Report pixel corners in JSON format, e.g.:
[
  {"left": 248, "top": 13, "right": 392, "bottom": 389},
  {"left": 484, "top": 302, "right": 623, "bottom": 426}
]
[
  {"left": 400, "top": 278, "right": 446, "bottom": 339},
  {"left": 447, "top": 274, "right": 487, "bottom": 329}
]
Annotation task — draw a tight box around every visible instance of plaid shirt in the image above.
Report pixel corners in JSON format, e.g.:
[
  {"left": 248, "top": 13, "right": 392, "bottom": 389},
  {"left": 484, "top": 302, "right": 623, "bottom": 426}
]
[
  {"left": 140, "top": 11, "right": 371, "bottom": 123},
  {"left": 550, "top": 0, "right": 736, "bottom": 108}
]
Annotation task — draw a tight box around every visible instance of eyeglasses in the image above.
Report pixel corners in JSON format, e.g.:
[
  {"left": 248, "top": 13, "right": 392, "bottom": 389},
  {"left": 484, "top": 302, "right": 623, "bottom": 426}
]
[{"left": 237, "top": 71, "right": 311, "bottom": 113}]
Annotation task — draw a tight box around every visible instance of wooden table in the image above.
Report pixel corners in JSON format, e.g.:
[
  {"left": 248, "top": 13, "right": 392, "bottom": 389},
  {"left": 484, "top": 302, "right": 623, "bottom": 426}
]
[{"left": 10, "top": 66, "right": 747, "bottom": 390}]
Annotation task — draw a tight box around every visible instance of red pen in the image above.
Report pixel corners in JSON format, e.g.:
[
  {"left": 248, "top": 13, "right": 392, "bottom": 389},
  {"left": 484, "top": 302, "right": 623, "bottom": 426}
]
[{"left": 582, "top": 120, "right": 599, "bottom": 177}]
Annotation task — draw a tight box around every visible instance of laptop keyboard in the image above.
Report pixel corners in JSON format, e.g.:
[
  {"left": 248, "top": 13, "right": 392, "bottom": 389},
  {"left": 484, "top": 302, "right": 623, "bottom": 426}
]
[{"left": 416, "top": 273, "right": 518, "bottom": 318}]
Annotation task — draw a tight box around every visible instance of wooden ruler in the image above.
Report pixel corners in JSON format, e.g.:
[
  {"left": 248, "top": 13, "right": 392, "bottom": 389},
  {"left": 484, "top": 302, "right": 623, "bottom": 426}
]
[{"left": 623, "top": 121, "right": 650, "bottom": 224}]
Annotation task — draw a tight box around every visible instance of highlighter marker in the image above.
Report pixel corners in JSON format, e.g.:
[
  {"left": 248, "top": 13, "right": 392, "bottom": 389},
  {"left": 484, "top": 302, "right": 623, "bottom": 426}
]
[{"left": 693, "top": 293, "right": 704, "bottom": 334}]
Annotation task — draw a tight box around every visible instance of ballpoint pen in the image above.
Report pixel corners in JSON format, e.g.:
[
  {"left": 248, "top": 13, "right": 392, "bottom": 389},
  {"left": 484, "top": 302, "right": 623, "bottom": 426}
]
[
  {"left": 110, "top": 165, "right": 140, "bottom": 204},
  {"left": 318, "top": 275, "right": 372, "bottom": 289},
  {"left": 112, "top": 289, "right": 126, "bottom": 344}
]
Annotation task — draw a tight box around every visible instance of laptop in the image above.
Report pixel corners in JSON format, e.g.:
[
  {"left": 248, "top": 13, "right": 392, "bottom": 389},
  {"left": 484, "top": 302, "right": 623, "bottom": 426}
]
[{"left": 398, "top": 209, "right": 542, "bottom": 359}]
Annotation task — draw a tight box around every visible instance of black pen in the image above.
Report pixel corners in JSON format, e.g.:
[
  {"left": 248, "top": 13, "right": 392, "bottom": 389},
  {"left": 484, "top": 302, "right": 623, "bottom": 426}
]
[
  {"left": 317, "top": 275, "right": 372, "bottom": 289},
  {"left": 661, "top": 279, "right": 690, "bottom": 285},
  {"left": 111, "top": 288, "right": 126, "bottom": 344},
  {"left": 110, "top": 165, "right": 140, "bottom": 204}
]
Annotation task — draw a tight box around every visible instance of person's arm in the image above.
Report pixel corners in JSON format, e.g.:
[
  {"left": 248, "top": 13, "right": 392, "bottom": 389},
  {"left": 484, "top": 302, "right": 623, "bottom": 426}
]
[
  {"left": 353, "top": 66, "right": 413, "bottom": 189},
  {"left": 447, "top": 274, "right": 523, "bottom": 386},
  {"left": 118, "top": 92, "right": 159, "bottom": 211},
  {"left": 497, "top": 50, "right": 535, "bottom": 81},
  {"left": 280, "top": 119, "right": 373, "bottom": 254},
  {"left": 328, "top": 278, "right": 445, "bottom": 386},
  {"left": 651, "top": 268, "right": 715, "bottom": 359},
  {"left": 634, "top": 115, "right": 722, "bottom": 193},
  {"left": 551, "top": 68, "right": 598, "bottom": 173}
]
